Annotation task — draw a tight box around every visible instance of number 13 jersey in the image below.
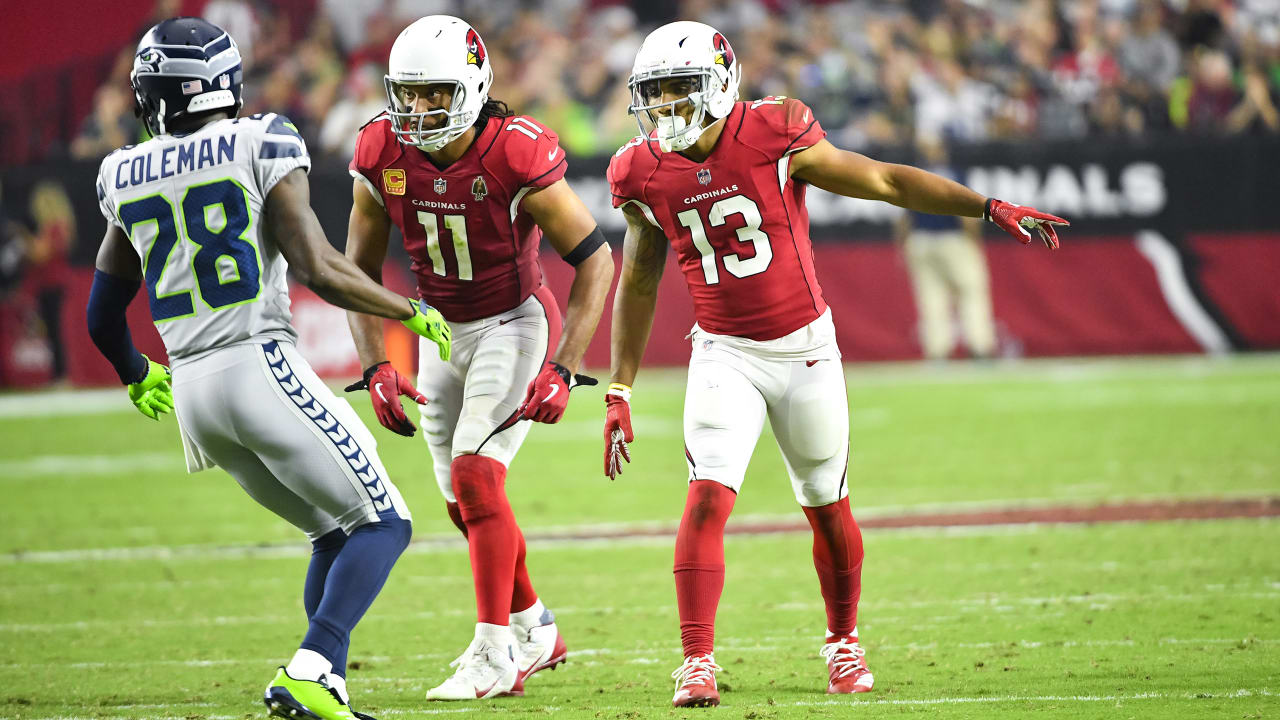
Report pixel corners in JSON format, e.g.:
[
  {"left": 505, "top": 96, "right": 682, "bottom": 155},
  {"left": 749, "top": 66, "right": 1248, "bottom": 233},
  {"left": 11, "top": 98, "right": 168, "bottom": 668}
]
[
  {"left": 350, "top": 113, "right": 567, "bottom": 323},
  {"left": 608, "top": 97, "right": 829, "bottom": 341},
  {"left": 96, "top": 113, "right": 307, "bottom": 365}
]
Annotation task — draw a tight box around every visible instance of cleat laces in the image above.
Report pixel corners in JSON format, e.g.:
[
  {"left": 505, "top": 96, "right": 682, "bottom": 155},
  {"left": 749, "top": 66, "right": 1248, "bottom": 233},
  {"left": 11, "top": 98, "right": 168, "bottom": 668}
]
[
  {"left": 819, "top": 638, "right": 867, "bottom": 679},
  {"left": 672, "top": 654, "right": 722, "bottom": 690}
]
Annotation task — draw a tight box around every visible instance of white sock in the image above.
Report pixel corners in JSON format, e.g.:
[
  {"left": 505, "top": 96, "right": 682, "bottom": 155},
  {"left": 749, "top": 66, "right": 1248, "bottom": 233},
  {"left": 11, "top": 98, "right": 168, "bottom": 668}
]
[
  {"left": 510, "top": 598, "right": 547, "bottom": 630},
  {"left": 474, "top": 622, "right": 516, "bottom": 649},
  {"left": 286, "top": 648, "right": 332, "bottom": 682},
  {"left": 325, "top": 673, "right": 349, "bottom": 704}
]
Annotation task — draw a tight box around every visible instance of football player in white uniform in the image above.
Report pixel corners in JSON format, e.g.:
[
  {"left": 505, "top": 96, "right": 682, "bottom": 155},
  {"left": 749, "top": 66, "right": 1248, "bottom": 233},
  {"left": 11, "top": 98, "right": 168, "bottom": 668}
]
[{"left": 86, "top": 18, "right": 451, "bottom": 720}]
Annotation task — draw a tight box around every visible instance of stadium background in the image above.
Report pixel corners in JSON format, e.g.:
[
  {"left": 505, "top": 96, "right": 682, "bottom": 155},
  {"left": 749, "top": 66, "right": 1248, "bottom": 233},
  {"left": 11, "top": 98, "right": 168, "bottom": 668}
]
[{"left": 1, "top": 0, "right": 1278, "bottom": 387}]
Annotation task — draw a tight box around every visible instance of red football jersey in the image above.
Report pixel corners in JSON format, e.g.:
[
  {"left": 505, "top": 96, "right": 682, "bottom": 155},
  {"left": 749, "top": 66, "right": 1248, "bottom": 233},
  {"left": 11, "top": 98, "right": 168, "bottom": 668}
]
[
  {"left": 608, "top": 97, "right": 829, "bottom": 341},
  {"left": 351, "top": 113, "right": 567, "bottom": 322}
]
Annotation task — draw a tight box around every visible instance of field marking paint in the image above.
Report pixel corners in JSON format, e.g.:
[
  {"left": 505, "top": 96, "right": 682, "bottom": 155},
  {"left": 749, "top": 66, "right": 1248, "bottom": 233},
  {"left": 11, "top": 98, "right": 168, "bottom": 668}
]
[
  {"left": 0, "top": 452, "right": 178, "bottom": 478},
  {"left": 0, "top": 388, "right": 130, "bottom": 418},
  {"left": 4, "top": 688, "right": 1272, "bottom": 719}
]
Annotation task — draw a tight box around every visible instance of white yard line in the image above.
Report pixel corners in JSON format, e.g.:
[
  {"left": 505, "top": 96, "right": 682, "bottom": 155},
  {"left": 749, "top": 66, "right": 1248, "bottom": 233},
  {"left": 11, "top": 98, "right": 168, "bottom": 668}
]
[
  {"left": 4, "top": 587, "right": 1277, "bottom": 633},
  {"left": 0, "top": 452, "right": 179, "bottom": 478},
  {"left": 2, "top": 688, "right": 1272, "bottom": 719}
]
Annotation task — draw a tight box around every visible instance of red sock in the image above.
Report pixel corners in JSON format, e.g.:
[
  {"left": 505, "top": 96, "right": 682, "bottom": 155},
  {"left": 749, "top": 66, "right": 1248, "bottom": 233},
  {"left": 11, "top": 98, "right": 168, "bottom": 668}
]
[
  {"left": 451, "top": 454, "right": 519, "bottom": 626},
  {"left": 673, "top": 480, "right": 736, "bottom": 657},
  {"left": 445, "top": 501, "right": 468, "bottom": 538},
  {"left": 510, "top": 527, "right": 538, "bottom": 614},
  {"left": 802, "top": 497, "right": 864, "bottom": 637},
  {"left": 450, "top": 493, "right": 537, "bottom": 615}
]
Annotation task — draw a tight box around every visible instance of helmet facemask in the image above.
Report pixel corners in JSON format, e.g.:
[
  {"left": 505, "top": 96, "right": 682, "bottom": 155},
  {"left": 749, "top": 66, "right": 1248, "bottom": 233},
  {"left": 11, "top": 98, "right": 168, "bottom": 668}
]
[
  {"left": 385, "top": 77, "right": 479, "bottom": 152},
  {"left": 629, "top": 70, "right": 717, "bottom": 153}
]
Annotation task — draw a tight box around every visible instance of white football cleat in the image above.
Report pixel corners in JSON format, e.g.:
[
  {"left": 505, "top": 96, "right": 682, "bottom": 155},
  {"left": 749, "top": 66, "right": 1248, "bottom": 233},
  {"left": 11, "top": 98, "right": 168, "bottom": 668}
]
[
  {"left": 510, "top": 620, "right": 567, "bottom": 694},
  {"left": 426, "top": 627, "right": 518, "bottom": 701},
  {"left": 820, "top": 634, "right": 874, "bottom": 693},
  {"left": 671, "top": 653, "right": 722, "bottom": 708}
]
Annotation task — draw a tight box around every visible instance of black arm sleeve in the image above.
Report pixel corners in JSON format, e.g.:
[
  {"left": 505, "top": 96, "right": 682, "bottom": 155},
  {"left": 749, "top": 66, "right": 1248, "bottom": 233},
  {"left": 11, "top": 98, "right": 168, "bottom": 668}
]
[
  {"left": 86, "top": 269, "right": 147, "bottom": 384},
  {"left": 560, "top": 226, "right": 608, "bottom": 266}
]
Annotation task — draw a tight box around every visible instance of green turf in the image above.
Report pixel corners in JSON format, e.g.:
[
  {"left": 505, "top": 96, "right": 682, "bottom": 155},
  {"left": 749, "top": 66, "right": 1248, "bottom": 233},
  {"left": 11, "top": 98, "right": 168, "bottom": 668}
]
[{"left": 1, "top": 355, "right": 1278, "bottom": 719}]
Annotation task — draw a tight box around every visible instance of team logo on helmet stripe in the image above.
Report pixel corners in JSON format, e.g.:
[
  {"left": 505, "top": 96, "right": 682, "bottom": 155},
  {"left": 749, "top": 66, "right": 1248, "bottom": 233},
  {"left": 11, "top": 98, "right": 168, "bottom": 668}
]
[
  {"left": 466, "top": 28, "right": 487, "bottom": 69},
  {"left": 712, "top": 33, "right": 734, "bottom": 69}
]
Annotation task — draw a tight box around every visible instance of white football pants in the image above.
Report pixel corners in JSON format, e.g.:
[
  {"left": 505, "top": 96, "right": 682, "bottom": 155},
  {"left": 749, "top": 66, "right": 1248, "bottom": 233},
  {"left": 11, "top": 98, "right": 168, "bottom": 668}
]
[
  {"left": 416, "top": 287, "right": 558, "bottom": 502},
  {"left": 683, "top": 316, "right": 850, "bottom": 507},
  {"left": 172, "top": 340, "right": 411, "bottom": 541}
]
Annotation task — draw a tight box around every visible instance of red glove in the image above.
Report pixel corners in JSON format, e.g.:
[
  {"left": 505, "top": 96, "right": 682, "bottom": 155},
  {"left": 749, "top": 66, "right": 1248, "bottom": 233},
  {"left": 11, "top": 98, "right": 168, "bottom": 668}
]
[
  {"left": 344, "top": 361, "right": 425, "bottom": 437},
  {"left": 519, "top": 361, "right": 598, "bottom": 424},
  {"left": 604, "top": 385, "right": 634, "bottom": 480},
  {"left": 985, "top": 198, "right": 1069, "bottom": 249}
]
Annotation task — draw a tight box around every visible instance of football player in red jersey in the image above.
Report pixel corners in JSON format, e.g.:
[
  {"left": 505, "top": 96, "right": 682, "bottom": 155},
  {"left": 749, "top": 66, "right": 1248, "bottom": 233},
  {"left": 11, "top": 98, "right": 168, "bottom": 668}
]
[
  {"left": 344, "top": 16, "right": 613, "bottom": 701},
  {"left": 605, "top": 21, "right": 1068, "bottom": 708}
]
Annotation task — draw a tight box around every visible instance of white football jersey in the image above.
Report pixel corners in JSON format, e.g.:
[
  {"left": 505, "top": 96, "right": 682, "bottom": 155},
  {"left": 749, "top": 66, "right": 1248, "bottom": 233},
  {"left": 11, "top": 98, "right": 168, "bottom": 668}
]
[{"left": 96, "top": 112, "right": 308, "bottom": 365}]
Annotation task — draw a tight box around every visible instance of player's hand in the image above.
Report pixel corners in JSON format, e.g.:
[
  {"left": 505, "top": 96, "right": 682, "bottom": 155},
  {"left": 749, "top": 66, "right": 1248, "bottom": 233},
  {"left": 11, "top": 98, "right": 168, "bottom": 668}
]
[
  {"left": 519, "top": 361, "right": 598, "bottom": 424},
  {"left": 985, "top": 198, "right": 1068, "bottom": 249},
  {"left": 603, "top": 384, "right": 634, "bottom": 480},
  {"left": 402, "top": 299, "right": 452, "bottom": 361},
  {"left": 127, "top": 354, "right": 173, "bottom": 421},
  {"left": 344, "top": 361, "right": 425, "bottom": 437}
]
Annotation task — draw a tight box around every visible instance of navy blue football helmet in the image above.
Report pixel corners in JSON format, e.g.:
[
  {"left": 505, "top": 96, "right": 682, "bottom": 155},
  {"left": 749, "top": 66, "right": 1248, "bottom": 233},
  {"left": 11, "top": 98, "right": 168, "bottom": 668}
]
[{"left": 131, "top": 17, "right": 243, "bottom": 136}]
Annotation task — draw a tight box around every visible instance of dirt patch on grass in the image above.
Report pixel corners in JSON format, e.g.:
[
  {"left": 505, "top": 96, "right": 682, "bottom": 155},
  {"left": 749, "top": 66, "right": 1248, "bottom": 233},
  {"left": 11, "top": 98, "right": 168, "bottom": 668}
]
[{"left": 534, "top": 497, "right": 1280, "bottom": 542}]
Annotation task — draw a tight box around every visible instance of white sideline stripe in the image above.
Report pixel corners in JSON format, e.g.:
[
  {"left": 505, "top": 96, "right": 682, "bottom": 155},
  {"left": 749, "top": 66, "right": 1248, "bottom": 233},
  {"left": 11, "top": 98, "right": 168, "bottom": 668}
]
[
  {"left": 2, "top": 502, "right": 1275, "bottom": 565},
  {"left": 1136, "top": 230, "right": 1232, "bottom": 354},
  {"left": 0, "top": 388, "right": 130, "bottom": 418},
  {"left": 0, "top": 452, "right": 178, "bottom": 478},
  {"left": 6, "top": 688, "right": 1274, "bottom": 719},
  {"left": 1, "top": 354, "right": 1276, "bottom": 421}
]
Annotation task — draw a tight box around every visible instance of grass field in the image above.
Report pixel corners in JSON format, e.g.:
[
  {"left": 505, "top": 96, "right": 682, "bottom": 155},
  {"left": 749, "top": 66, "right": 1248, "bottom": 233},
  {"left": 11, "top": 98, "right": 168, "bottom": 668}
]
[{"left": 1, "top": 354, "right": 1278, "bottom": 719}]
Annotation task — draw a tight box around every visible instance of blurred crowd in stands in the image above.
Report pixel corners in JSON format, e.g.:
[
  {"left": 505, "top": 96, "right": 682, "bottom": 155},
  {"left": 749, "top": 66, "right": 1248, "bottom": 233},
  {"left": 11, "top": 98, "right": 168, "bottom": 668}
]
[{"left": 62, "top": 0, "right": 1280, "bottom": 165}]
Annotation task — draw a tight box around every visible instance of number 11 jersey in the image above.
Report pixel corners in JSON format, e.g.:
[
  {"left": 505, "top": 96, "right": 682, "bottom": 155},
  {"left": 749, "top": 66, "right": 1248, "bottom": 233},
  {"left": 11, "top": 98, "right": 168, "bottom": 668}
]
[
  {"left": 96, "top": 113, "right": 307, "bottom": 365},
  {"left": 608, "top": 97, "right": 829, "bottom": 342},
  {"left": 350, "top": 112, "right": 567, "bottom": 323}
]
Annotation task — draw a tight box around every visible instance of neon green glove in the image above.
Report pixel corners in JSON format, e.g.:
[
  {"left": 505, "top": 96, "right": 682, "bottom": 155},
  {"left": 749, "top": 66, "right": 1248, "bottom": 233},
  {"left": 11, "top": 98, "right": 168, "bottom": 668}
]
[
  {"left": 402, "top": 299, "right": 452, "bottom": 362},
  {"left": 127, "top": 354, "right": 173, "bottom": 421}
]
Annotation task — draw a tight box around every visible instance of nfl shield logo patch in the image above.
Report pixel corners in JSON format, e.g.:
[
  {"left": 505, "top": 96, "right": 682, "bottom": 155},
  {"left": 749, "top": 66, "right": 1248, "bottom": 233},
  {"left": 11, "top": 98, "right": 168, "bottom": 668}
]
[
  {"left": 697, "top": 168, "right": 712, "bottom": 185},
  {"left": 434, "top": 177, "right": 447, "bottom": 195},
  {"left": 219, "top": 74, "right": 231, "bottom": 89}
]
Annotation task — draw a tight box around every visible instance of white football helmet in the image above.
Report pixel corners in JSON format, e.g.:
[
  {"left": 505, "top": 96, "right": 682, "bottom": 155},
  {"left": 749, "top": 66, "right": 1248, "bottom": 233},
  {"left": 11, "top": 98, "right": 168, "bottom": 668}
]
[
  {"left": 628, "top": 21, "right": 741, "bottom": 152},
  {"left": 385, "top": 15, "right": 493, "bottom": 151}
]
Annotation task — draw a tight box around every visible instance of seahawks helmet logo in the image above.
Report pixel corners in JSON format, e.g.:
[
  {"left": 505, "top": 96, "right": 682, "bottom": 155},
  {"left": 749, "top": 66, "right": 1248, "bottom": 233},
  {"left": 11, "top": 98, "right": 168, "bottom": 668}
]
[
  {"left": 466, "top": 28, "right": 486, "bottom": 69},
  {"left": 712, "top": 33, "right": 734, "bottom": 69}
]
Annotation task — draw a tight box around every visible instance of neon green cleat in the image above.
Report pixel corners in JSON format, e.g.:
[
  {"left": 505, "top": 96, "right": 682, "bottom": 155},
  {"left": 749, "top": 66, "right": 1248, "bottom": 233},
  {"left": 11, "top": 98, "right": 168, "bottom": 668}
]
[
  {"left": 264, "top": 667, "right": 358, "bottom": 720},
  {"left": 402, "top": 299, "right": 452, "bottom": 362},
  {"left": 127, "top": 354, "right": 173, "bottom": 421}
]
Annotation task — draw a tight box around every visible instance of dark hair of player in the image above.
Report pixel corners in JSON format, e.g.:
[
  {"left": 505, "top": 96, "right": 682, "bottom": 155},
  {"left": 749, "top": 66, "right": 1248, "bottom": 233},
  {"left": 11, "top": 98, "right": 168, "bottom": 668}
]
[{"left": 476, "top": 98, "right": 514, "bottom": 125}]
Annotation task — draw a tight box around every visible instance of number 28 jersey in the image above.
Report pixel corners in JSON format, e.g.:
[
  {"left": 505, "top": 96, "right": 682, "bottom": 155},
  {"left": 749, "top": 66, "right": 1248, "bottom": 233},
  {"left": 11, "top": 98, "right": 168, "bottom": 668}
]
[
  {"left": 96, "top": 113, "right": 307, "bottom": 365},
  {"left": 350, "top": 113, "right": 567, "bottom": 323},
  {"left": 608, "top": 97, "right": 829, "bottom": 342}
]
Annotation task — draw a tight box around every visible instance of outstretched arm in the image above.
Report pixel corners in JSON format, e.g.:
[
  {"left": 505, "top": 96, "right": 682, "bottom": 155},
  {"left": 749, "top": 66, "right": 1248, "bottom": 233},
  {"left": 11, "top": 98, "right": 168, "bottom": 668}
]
[
  {"left": 790, "top": 140, "right": 1067, "bottom": 248},
  {"left": 265, "top": 168, "right": 415, "bottom": 320}
]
